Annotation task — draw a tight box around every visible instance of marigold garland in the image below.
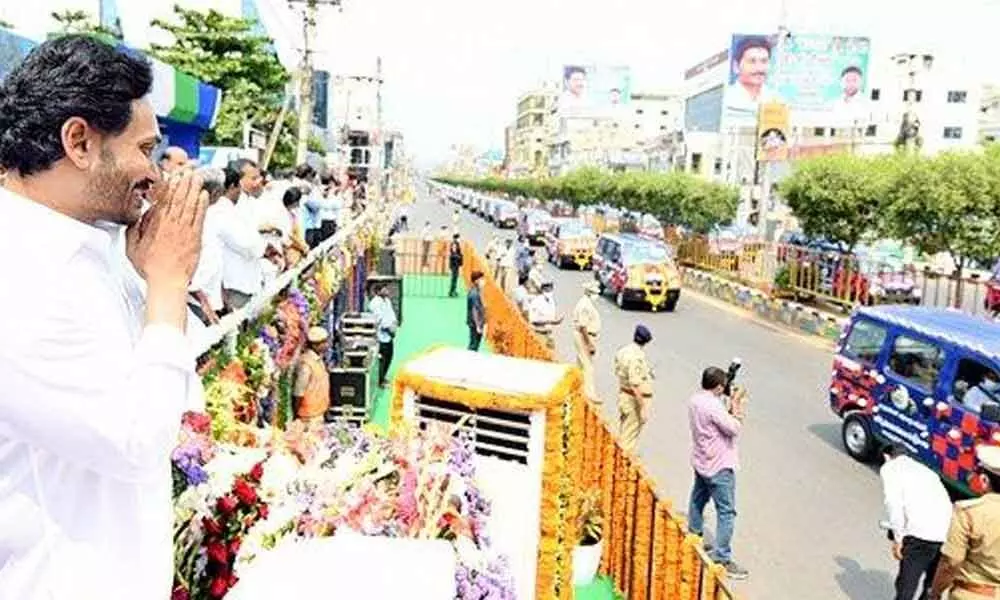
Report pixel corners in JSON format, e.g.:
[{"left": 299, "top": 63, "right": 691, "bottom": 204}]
[
  {"left": 621, "top": 459, "right": 637, "bottom": 597},
  {"left": 631, "top": 480, "right": 654, "bottom": 600},
  {"left": 650, "top": 502, "right": 669, "bottom": 600}
]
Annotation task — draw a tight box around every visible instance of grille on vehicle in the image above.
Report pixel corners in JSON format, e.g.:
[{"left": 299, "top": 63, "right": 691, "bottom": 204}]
[{"left": 415, "top": 396, "right": 531, "bottom": 465}]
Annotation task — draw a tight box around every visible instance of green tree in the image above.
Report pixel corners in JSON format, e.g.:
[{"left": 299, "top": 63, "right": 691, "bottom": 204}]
[
  {"left": 884, "top": 151, "right": 1000, "bottom": 302},
  {"left": 148, "top": 6, "right": 292, "bottom": 166},
  {"left": 779, "top": 154, "right": 896, "bottom": 251},
  {"left": 50, "top": 10, "right": 123, "bottom": 40},
  {"left": 433, "top": 168, "right": 738, "bottom": 232}
]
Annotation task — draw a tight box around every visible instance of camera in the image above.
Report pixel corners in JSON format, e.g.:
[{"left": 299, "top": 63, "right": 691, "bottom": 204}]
[{"left": 724, "top": 357, "right": 742, "bottom": 397}]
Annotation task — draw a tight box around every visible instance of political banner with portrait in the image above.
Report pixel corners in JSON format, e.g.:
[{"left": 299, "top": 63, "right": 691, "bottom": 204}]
[
  {"left": 723, "top": 33, "right": 871, "bottom": 126},
  {"left": 559, "top": 64, "right": 631, "bottom": 116},
  {"left": 771, "top": 35, "right": 871, "bottom": 112}
]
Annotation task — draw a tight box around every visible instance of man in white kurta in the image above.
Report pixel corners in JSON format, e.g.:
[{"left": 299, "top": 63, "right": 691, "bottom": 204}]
[{"left": 0, "top": 36, "right": 207, "bottom": 599}]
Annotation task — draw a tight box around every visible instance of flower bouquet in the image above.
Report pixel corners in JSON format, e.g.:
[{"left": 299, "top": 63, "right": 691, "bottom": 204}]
[{"left": 171, "top": 418, "right": 517, "bottom": 599}]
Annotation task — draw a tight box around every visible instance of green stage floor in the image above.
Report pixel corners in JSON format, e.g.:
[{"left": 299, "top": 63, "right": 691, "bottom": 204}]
[
  {"left": 367, "top": 274, "right": 615, "bottom": 600},
  {"left": 369, "top": 275, "right": 491, "bottom": 428}
]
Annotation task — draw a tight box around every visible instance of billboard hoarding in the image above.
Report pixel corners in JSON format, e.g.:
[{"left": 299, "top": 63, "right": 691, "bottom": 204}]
[
  {"left": 757, "top": 102, "right": 790, "bottom": 162},
  {"left": 559, "top": 64, "right": 632, "bottom": 116},
  {"left": 723, "top": 33, "right": 872, "bottom": 126},
  {"left": 684, "top": 49, "right": 729, "bottom": 81}
]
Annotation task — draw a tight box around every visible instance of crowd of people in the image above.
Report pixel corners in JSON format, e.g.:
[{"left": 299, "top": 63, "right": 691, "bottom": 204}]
[{"left": 158, "top": 152, "right": 367, "bottom": 326}]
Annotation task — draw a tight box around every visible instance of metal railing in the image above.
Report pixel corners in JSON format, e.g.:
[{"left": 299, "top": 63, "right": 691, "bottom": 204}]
[{"left": 460, "top": 242, "right": 738, "bottom": 600}]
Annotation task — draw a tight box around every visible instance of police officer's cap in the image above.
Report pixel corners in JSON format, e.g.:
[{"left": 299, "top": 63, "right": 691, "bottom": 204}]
[
  {"left": 307, "top": 326, "right": 329, "bottom": 344},
  {"left": 978, "top": 445, "right": 1000, "bottom": 475},
  {"left": 634, "top": 324, "right": 652, "bottom": 344}
]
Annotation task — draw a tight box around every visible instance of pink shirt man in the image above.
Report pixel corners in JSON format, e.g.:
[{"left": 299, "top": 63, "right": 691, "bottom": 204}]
[{"left": 688, "top": 390, "right": 742, "bottom": 477}]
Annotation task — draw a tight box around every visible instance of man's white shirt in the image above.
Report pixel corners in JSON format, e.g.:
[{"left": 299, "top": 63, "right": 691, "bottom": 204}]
[
  {"left": 190, "top": 201, "right": 225, "bottom": 311},
  {"left": 880, "top": 454, "right": 953, "bottom": 543},
  {"left": 369, "top": 295, "right": 398, "bottom": 343},
  {"left": 0, "top": 187, "right": 203, "bottom": 599},
  {"left": 216, "top": 196, "right": 268, "bottom": 295}
]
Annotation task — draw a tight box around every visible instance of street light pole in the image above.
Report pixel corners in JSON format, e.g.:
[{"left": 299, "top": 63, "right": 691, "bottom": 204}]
[
  {"left": 758, "top": 14, "right": 789, "bottom": 239},
  {"left": 288, "top": 0, "right": 342, "bottom": 166}
]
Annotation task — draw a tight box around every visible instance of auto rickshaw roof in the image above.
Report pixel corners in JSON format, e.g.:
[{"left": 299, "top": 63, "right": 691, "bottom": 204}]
[{"left": 855, "top": 305, "right": 1000, "bottom": 362}]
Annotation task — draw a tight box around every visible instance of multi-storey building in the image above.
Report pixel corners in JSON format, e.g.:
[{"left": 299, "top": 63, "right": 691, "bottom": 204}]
[
  {"left": 509, "top": 85, "right": 558, "bottom": 176},
  {"left": 547, "top": 89, "right": 681, "bottom": 175},
  {"left": 980, "top": 85, "right": 1000, "bottom": 144}
]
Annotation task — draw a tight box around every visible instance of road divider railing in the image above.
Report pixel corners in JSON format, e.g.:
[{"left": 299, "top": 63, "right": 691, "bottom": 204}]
[{"left": 460, "top": 241, "right": 738, "bottom": 600}]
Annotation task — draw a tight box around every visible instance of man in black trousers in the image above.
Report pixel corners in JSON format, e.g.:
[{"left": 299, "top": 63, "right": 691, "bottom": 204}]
[
  {"left": 467, "top": 270, "right": 486, "bottom": 351},
  {"left": 448, "top": 233, "right": 464, "bottom": 297}
]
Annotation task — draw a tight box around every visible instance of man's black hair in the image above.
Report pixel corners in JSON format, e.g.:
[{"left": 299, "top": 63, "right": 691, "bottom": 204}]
[
  {"left": 701, "top": 366, "right": 727, "bottom": 391},
  {"left": 733, "top": 36, "right": 772, "bottom": 63},
  {"left": 223, "top": 167, "right": 241, "bottom": 190},
  {"left": 987, "top": 471, "right": 1000, "bottom": 493},
  {"left": 295, "top": 163, "right": 315, "bottom": 180},
  {"left": 0, "top": 35, "right": 153, "bottom": 176},
  {"left": 564, "top": 65, "right": 586, "bottom": 79},
  {"left": 883, "top": 442, "right": 907, "bottom": 459},
  {"left": 841, "top": 65, "right": 862, "bottom": 78},
  {"left": 282, "top": 186, "right": 303, "bottom": 208},
  {"left": 229, "top": 158, "right": 258, "bottom": 178}
]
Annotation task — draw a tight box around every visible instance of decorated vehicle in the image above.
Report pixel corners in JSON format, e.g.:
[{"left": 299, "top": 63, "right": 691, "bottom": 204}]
[
  {"left": 519, "top": 209, "right": 552, "bottom": 245},
  {"left": 545, "top": 217, "right": 595, "bottom": 270},
  {"left": 592, "top": 233, "right": 681, "bottom": 311},
  {"left": 492, "top": 200, "right": 519, "bottom": 228},
  {"left": 621, "top": 212, "right": 664, "bottom": 240},
  {"left": 830, "top": 305, "right": 1000, "bottom": 495}
]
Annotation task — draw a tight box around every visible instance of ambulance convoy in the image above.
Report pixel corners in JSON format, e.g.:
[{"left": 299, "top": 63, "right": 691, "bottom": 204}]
[{"left": 442, "top": 186, "right": 682, "bottom": 312}]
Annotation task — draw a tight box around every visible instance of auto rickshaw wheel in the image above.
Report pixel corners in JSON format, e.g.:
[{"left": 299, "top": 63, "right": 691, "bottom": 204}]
[{"left": 842, "top": 411, "right": 876, "bottom": 463}]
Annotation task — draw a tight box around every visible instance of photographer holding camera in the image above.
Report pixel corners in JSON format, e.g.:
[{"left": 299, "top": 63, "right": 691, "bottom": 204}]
[{"left": 687, "top": 364, "right": 749, "bottom": 580}]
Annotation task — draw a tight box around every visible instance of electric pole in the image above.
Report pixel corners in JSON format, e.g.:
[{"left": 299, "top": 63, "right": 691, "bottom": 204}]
[
  {"left": 288, "top": 0, "right": 341, "bottom": 165},
  {"left": 758, "top": 0, "right": 789, "bottom": 239}
]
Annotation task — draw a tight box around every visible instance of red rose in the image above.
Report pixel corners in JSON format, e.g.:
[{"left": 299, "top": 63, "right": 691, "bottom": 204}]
[
  {"left": 183, "top": 412, "right": 212, "bottom": 434},
  {"left": 249, "top": 462, "right": 264, "bottom": 482},
  {"left": 217, "top": 494, "right": 239, "bottom": 515},
  {"left": 171, "top": 585, "right": 190, "bottom": 600},
  {"left": 233, "top": 478, "right": 257, "bottom": 507},
  {"left": 208, "top": 576, "right": 229, "bottom": 598},
  {"left": 258, "top": 503, "right": 269, "bottom": 520},
  {"left": 228, "top": 537, "right": 242, "bottom": 557},
  {"left": 202, "top": 517, "right": 223, "bottom": 536},
  {"left": 206, "top": 541, "right": 229, "bottom": 565}
]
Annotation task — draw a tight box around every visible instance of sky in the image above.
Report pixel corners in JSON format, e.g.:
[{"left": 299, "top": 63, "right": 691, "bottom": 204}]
[
  {"left": 5, "top": 0, "right": 997, "bottom": 166},
  {"left": 307, "top": 0, "right": 999, "bottom": 168}
]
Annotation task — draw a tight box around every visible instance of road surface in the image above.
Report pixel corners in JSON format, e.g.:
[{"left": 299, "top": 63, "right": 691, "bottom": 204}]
[{"left": 409, "top": 188, "right": 897, "bottom": 600}]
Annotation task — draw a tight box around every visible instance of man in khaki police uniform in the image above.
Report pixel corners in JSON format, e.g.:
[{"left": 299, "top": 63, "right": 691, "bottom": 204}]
[
  {"left": 293, "top": 327, "right": 332, "bottom": 427},
  {"left": 613, "top": 325, "right": 654, "bottom": 453},
  {"left": 929, "top": 444, "right": 1000, "bottom": 600},
  {"left": 527, "top": 250, "right": 546, "bottom": 295},
  {"left": 573, "top": 281, "right": 602, "bottom": 402},
  {"left": 528, "top": 280, "right": 562, "bottom": 351}
]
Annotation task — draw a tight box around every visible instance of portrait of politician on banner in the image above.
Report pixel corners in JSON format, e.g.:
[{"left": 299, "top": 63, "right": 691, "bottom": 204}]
[
  {"left": 558, "top": 64, "right": 632, "bottom": 117},
  {"left": 773, "top": 34, "right": 871, "bottom": 124},
  {"left": 724, "top": 34, "right": 780, "bottom": 125}
]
